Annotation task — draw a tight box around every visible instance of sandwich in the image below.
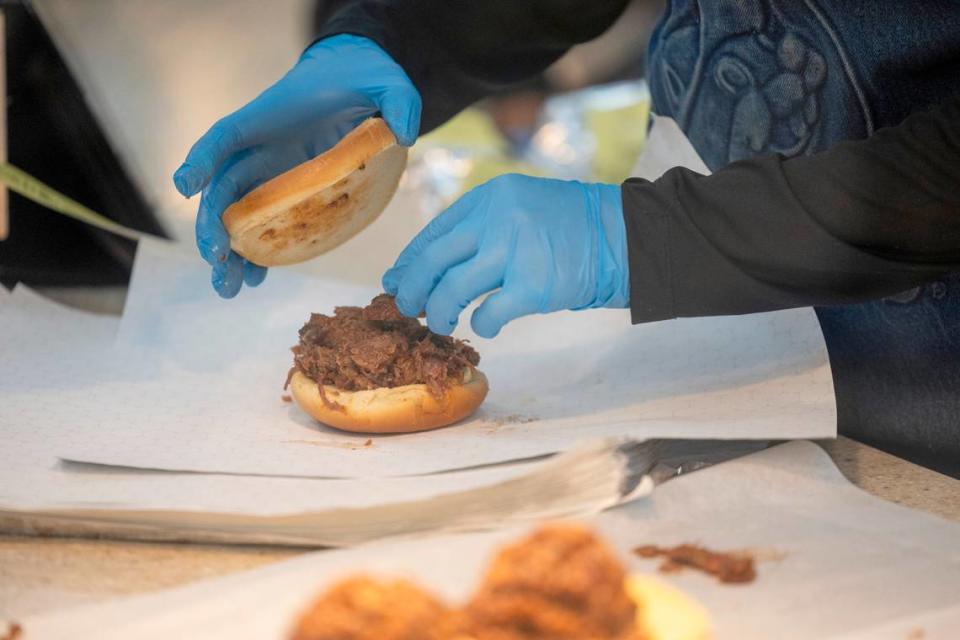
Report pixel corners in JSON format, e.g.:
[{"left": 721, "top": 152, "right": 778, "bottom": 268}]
[{"left": 286, "top": 294, "right": 488, "bottom": 434}]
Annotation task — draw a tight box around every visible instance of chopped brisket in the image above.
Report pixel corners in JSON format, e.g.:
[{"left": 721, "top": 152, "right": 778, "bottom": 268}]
[
  {"left": 289, "top": 294, "right": 480, "bottom": 398},
  {"left": 633, "top": 544, "right": 757, "bottom": 584}
]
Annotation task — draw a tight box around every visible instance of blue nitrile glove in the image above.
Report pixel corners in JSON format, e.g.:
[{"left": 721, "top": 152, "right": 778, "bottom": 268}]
[
  {"left": 382, "top": 174, "right": 629, "bottom": 338},
  {"left": 172, "top": 35, "right": 421, "bottom": 298}
]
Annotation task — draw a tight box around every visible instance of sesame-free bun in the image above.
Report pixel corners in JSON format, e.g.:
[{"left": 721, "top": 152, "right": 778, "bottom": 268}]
[
  {"left": 289, "top": 368, "right": 489, "bottom": 434},
  {"left": 222, "top": 118, "right": 407, "bottom": 267}
]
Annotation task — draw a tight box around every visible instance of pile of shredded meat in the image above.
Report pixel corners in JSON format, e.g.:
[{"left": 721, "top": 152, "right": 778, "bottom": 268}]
[{"left": 288, "top": 294, "right": 480, "bottom": 398}]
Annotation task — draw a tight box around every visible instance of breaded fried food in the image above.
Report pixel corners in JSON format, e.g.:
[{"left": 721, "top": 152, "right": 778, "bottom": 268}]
[
  {"left": 459, "top": 523, "right": 641, "bottom": 640},
  {"left": 289, "top": 524, "right": 714, "bottom": 640},
  {"left": 289, "top": 576, "right": 452, "bottom": 640}
]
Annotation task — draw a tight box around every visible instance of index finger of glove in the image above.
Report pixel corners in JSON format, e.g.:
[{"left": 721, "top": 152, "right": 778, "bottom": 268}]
[
  {"left": 393, "top": 229, "right": 478, "bottom": 318},
  {"left": 383, "top": 186, "right": 486, "bottom": 293},
  {"left": 174, "top": 75, "right": 358, "bottom": 196}
]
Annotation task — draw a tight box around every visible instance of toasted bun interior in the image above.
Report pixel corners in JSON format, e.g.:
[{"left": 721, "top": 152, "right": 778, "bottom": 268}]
[
  {"left": 289, "top": 369, "right": 489, "bottom": 434},
  {"left": 223, "top": 118, "right": 407, "bottom": 267}
]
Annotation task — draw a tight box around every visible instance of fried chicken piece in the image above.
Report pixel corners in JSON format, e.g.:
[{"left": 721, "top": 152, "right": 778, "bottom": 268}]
[
  {"left": 459, "top": 524, "right": 641, "bottom": 640},
  {"left": 289, "top": 576, "right": 453, "bottom": 640},
  {"left": 289, "top": 525, "right": 646, "bottom": 640}
]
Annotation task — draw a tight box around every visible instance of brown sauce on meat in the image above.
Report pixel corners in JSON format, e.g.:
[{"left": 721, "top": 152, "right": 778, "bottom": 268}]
[{"left": 287, "top": 294, "right": 479, "bottom": 399}]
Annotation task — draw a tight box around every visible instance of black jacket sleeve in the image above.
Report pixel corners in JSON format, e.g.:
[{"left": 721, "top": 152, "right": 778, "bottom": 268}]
[
  {"left": 314, "top": 0, "right": 629, "bottom": 133},
  {"left": 623, "top": 96, "right": 960, "bottom": 323}
]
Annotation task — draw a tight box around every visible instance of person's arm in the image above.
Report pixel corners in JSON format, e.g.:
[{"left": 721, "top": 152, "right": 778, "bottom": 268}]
[
  {"left": 624, "top": 96, "right": 960, "bottom": 323},
  {"left": 315, "top": 0, "right": 630, "bottom": 134}
]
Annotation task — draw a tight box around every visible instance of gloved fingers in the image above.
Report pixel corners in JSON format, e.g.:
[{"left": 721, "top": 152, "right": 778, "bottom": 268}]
[
  {"left": 198, "top": 145, "right": 280, "bottom": 297},
  {"left": 196, "top": 146, "right": 303, "bottom": 265},
  {"left": 174, "top": 70, "right": 337, "bottom": 197},
  {"left": 305, "top": 34, "right": 420, "bottom": 144},
  {"left": 383, "top": 187, "right": 487, "bottom": 293},
  {"left": 195, "top": 192, "right": 232, "bottom": 268},
  {"left": 375, "top": 83, "right": 422, "bottom": 146},
  {"left": 174, "top": 32, "right": 415, "bottom": 197},
  {"left": 323, "top": 108, "right": 377, "bottom": 153},
  {"left": 242, "top": 260, "right": 268, "bottom": 287},
  {"left": 471, "top": 287, "right": 539, "bottom": 338},
  {"left": 424, "top": 256, "right": 502, "bottom": 335},
  {"left": 211, "top": 252, "right": 245, "bottom": 299},
  {"left": 195, "top": 155, "right": 244, "bottom": 266},
  {"left": 175, "top": 116, "right": 251, "bottom": 197},
  {"left": 393, "top": 229, "right": 478, "bottom": 317}
]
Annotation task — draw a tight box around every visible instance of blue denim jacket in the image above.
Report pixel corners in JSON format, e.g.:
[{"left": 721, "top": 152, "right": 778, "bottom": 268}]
[
  {"left": 648, "top": 0, "right": 960, "bottom": 168},
  {"left": 648, "top": 0, "right": 960, "bottom": 474},
  {"left": 646, "top": 0, "right": 960, "bottom": 474}
]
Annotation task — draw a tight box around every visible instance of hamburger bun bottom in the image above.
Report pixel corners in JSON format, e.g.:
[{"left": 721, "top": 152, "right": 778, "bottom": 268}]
[{"left": 289, "top": 368, "right": 489, "bottom": 434}]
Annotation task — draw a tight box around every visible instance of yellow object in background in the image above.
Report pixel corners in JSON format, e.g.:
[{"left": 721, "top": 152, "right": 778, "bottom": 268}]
[
  {"left": 0, "top": 162, "right": 152, "bottom": 242},
  {"left": 626, "top": 574, "right": 713, "bottom": 640},
  {"left": 415, "top": 83, "right": 651, "bottom": 206},
  {"left": 588, "top": 100, "right": 650, "bottom": 183},
  {"left": 420, "top": 109, "right": 542, "bottom": 195},
  {"left": 421, "top": 109, "right": 509, "bottom": 153}
]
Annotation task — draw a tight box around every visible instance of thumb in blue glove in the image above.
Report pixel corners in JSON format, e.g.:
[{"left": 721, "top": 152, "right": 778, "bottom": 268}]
[
  {"left": 382, "top": 174, "right": 629, "bottom": 338},
  {"left": 173, "top": 35, "right": 421, "bottom": 298}
]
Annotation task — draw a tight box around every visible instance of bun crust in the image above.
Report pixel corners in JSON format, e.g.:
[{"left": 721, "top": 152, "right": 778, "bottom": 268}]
[
  {"left": 222, "top": 118, "right": 407, "bottom": 267},
  {"left": 289, "top": 369, "right": 489, "bottom": 434}
]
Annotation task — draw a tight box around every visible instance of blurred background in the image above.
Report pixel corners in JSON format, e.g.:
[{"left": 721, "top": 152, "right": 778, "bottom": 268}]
[{"left": 0, "top": 0, "right": 662, "bottom": 311}]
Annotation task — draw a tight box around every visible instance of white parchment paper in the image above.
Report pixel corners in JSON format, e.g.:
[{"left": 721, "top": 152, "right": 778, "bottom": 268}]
[
  {"left": 34, "top": 240, "right": 836, "bottom": 478},
  {"left": 0, "top": 289, "right": 652, "bottom": 544}
]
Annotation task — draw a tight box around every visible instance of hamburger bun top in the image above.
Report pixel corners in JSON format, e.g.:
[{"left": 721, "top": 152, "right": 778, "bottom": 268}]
[{"left": 223, "top": 118, "right": 407, "bottom": 267}]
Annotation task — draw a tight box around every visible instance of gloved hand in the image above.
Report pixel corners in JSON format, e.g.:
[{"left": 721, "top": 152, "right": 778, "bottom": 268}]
[
  {"left": 383, "top": 174, "right": 629, "bottom": 338},
  {"left": 172, "top": 35, "right": 421, "bottom": 298}
]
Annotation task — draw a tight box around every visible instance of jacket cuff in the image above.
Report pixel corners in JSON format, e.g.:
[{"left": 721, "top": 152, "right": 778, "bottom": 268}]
[{"left": 621, "top": 180, "right": 677, "bottom": 324}]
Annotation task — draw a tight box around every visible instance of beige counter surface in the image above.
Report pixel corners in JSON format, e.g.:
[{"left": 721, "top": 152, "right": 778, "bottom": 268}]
[{"left": 2, "top": 437, "right": 958, "bottom": 620}]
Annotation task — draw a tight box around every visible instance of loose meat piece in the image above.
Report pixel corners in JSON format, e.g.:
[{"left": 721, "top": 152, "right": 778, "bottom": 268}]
[
  {"left": 633, "top": 544, "right": 756, "bottom": 584},
  {"left": 361, "top": 293, "right": 410, "bottom": 324},
  {"left": 289, "top": 295, "right": 479, "bottom": 398}
]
